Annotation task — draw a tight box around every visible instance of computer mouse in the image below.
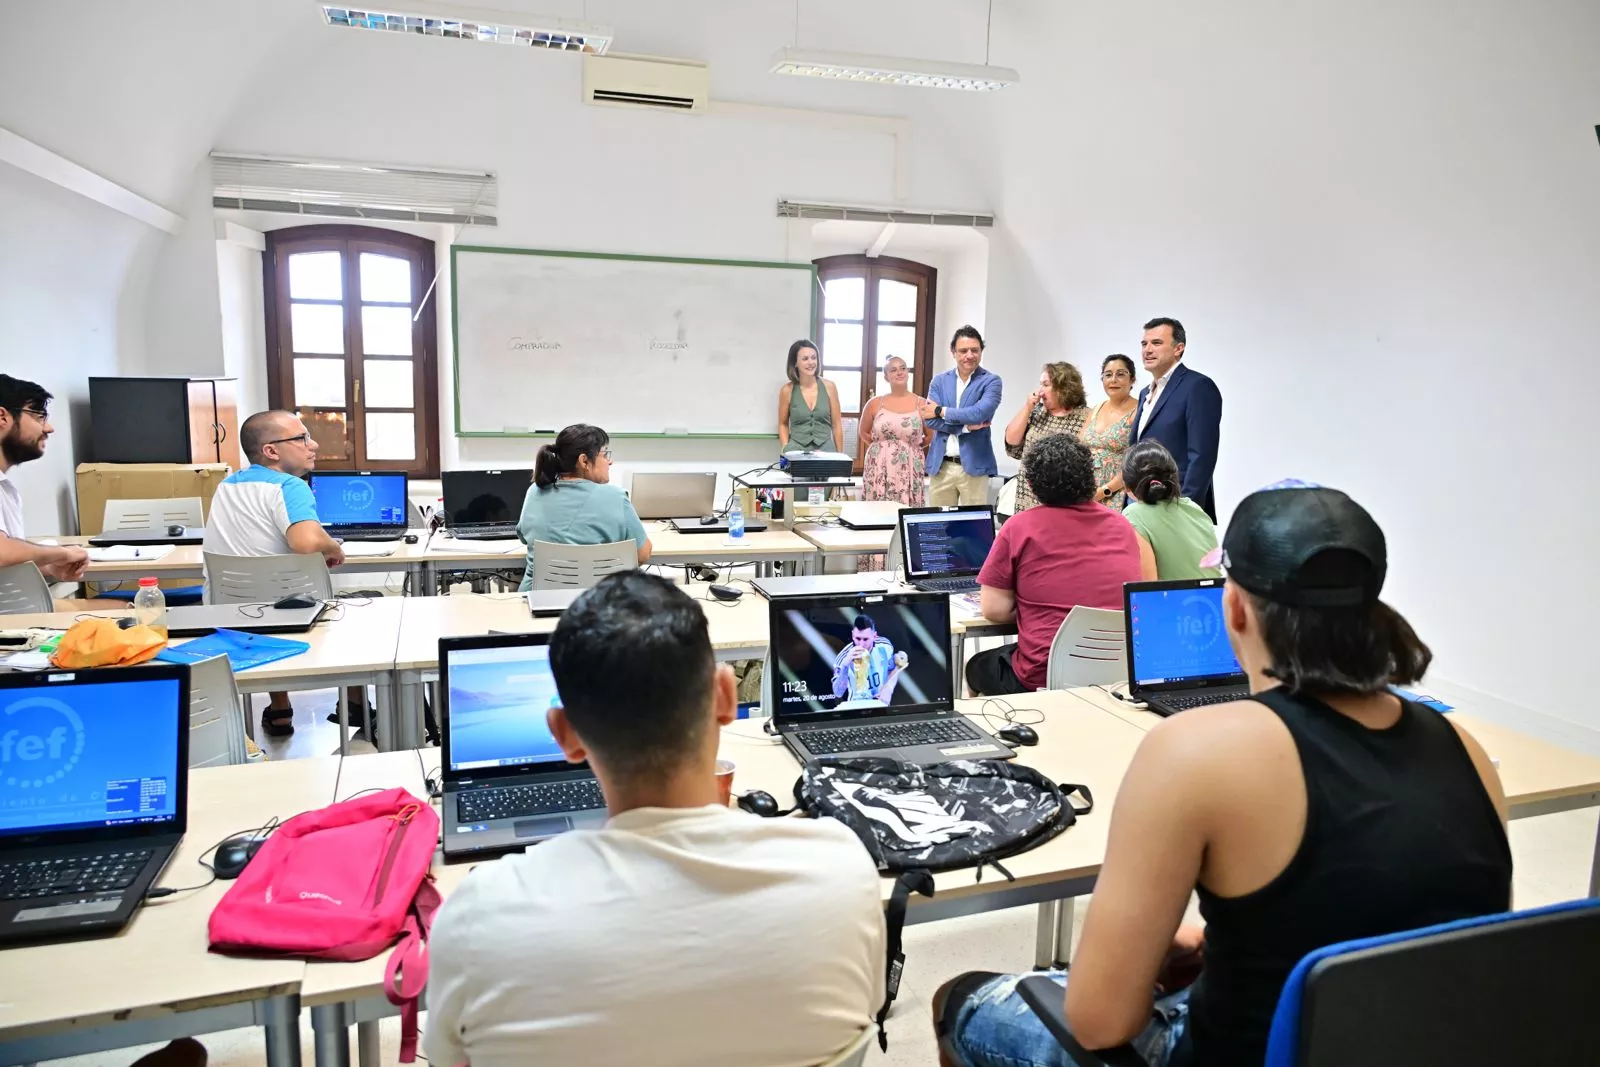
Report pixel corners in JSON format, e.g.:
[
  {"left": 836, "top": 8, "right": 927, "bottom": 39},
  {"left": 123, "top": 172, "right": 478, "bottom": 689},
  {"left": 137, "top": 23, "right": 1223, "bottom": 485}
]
[
  {"left": 708, "top": 584, "right": 742, "bottom": 602},
  {"left": 737, "top": 790, "right": 780, "bottom": 817},
  {"left": 167, "top": 524, "right": 186, "bottom": 537},
  {"left": 404, "top": 533, "right": 419, "bottom": 544},
  {"left": 699, "top": 514, "right": 719, "bottom": 525},
  {"left": 997, "top": 724, "right": 1039, "bottom": 747},
  {"left": 213, "top": 831, "right": 271, "bottom": 879},
  {"left": 273, "top": 593, "right": 319, "bottom": 610}
]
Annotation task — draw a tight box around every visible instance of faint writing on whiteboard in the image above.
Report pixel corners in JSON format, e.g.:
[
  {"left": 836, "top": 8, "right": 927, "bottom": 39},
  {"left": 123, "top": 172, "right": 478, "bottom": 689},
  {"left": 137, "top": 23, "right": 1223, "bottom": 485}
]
[
  {"left": 507, "top": 338, "right": 562, "bottom": 351},
  {"left": 649, "top": 340, "right": 689, "bottom": 350}
]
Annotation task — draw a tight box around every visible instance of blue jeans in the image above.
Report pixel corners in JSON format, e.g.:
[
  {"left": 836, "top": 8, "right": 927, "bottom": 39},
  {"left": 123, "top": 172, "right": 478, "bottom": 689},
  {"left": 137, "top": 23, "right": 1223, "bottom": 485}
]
[{"left": 950, "top": 971, "right": 1191, "bottom": 1067}]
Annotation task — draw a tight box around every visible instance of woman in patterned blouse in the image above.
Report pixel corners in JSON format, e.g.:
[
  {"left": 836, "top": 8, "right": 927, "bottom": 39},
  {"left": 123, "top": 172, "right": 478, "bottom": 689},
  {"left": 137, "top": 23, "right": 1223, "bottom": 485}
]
[{"left": 1003, "top": 361, "right": 1091, "bottom": 512}]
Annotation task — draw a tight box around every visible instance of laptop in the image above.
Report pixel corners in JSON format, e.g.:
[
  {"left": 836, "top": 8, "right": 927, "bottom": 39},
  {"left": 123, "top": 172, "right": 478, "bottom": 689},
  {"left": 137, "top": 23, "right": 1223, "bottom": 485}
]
[
  {"left": 441, "top": 469, "right": 530, "bottom": 540},
  {"left": 630, "top": 472, "right": 716, "bottom": 520},
  {"left": 767, "top": 591, "right": 1014, "bottom": 764},
  {"left": 668, "top": 513, "right": 769, "bottom": 535},
  {"left": 524, "top": 588, "right": 581, "bottom": 618},
  {"left": 308, "top": 471, "right": 409, "bottom": 542},
  {"left": 438, "top": 633, "right": 607, "bottom": 859},
  {"left": 0, "top": 665, "right": 189, "bottom": 945},
  {"left": 1124, "top": 578, "right": 1251, "bottom": 716},
  {"left": 898, "top": 505, "right": 998, "bottom": 593},
  {"left": 837, "top": 501, "right": 904, "bottom": 530},
  {"left": 164, "top": 602, "right": 327, "bottom": 636},
  {"left": 753, "top": 572, "right": 897, "bottom": 599}
]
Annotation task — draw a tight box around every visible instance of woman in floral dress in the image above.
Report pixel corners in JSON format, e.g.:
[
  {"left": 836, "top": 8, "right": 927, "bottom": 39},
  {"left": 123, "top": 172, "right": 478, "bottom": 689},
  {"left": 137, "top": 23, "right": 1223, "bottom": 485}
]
[
  {"left": 1080, "top": 353, "right": 1139, "bottom": 508},
  {"left": 858, "top": 356, "right": 926, "bottom": 568}
]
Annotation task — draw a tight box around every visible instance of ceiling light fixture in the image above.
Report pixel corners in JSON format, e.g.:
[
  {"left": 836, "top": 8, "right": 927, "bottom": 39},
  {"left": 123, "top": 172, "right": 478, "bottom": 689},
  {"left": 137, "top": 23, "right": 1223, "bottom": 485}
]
[
  {"left": 319, "top": 4, "right": 612, "bottom": 54},
  {"left": 770, "top": 48, "right": 1018, "bottom": 91}
]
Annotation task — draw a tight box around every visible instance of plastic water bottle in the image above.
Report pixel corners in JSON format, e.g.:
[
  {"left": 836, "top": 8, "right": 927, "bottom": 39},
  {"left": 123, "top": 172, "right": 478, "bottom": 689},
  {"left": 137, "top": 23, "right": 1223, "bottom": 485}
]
[
  {"left": 728, "top": 497, "right": 746, "bottom": 540},
  {"left": 132, "top": 577, "right": 168, "bottom": 637}
]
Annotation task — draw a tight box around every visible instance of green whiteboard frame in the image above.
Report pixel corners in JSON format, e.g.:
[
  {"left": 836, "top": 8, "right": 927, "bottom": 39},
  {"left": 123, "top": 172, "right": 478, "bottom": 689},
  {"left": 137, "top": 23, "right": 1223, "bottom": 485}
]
[{"left": 450, "top": 244, "right": 818, "bottom": 439}]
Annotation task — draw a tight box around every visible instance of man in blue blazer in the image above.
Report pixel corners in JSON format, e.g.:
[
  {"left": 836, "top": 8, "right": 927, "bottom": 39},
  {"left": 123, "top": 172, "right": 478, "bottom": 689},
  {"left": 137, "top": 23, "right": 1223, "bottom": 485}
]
[
  {"left": 920, "top": 326, "right": 1004, "bottom": 505},
  {"left": 1130, "top": 317, "right": 1223, "bottom": 521}
]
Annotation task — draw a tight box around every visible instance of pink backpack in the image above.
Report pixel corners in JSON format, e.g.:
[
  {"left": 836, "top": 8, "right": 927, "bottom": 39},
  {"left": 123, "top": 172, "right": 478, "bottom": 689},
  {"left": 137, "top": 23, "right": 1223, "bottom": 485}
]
[{"left": 209, "top": 788, "right": 440, "bottom": 1061}]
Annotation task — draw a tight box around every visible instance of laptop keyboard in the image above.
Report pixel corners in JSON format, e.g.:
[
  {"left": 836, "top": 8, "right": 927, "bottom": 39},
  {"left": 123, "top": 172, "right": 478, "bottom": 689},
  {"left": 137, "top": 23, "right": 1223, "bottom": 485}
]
[
  {"left": 333, "top": 526, "right": 406, "bottom": 542},
  {"left": 799, "top": 718, "right": 983, "bottom": 756},
  {"left": 0, "top": 849, "right": 152, "bottom": 901},
  {"left": 451, "top": 526, "right": 519, "bottom": 541},
  {"left": 915, "top": 576, "right": 979, "bottom": 593},
  {"left": 457, "top": 779, "right": 606, "bottom": 823},
  {"left": 1158, "top": 691, "right": 1246, "bottom": 712}
]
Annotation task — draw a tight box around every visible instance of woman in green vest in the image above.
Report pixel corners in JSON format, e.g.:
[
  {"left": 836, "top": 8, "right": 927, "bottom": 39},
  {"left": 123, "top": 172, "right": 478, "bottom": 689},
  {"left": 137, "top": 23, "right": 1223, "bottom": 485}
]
[
  {"left": 1122, "top": 439, "right": 1221, "bottom": 580},
  {"left": 777, "top": 339, "right": 843, "bottom": 453}
]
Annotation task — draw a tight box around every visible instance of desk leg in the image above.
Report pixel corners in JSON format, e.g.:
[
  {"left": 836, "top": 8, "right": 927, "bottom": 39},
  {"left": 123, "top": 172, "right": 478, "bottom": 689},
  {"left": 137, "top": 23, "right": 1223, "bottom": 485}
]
[
  {"left": 1053, "top": 897, "right": 1076, "bottom": 966},
  {"left": 374, "top": 675, "right": 396, "bottom": 753},
  {"left": 263, "top": 993, "right": 304, "bottom": 1067},
  {"left": 1591, "top": 816, "right": 1600, "bottom": 898},
  {"left": 357, "top": 1019, "right": 381, "bottom": 1067},
  {"left": 311, "top": 1002, "right": 352, "bottom": 1067},
  {"left": 1033, "top": 902, "right": 1058, "bottom": 969}
]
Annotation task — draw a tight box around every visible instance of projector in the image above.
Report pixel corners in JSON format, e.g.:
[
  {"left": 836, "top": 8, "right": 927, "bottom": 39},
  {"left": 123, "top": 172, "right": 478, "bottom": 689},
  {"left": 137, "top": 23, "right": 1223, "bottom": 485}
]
[{"left": 781, "top": 450, "right": 854, "bottom": 480}]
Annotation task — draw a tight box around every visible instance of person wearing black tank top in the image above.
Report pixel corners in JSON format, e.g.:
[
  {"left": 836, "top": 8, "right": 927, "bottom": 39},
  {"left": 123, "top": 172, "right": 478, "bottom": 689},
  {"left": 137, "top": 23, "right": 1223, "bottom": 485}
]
[{"left": 935, "top": 483, "right": 1511, "bottom": 1067}]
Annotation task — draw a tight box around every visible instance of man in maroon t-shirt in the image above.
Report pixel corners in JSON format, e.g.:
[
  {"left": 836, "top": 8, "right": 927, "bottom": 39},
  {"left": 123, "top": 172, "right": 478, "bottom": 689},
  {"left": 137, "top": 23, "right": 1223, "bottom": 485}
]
[{"left": 968, "top": 435, "right": 1143, "bottom": 695}]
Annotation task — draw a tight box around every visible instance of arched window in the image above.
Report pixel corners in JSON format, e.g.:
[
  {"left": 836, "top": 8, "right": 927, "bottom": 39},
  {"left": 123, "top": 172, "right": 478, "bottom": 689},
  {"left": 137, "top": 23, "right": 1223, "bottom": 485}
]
[
  {"left": 812, "top": 254, "right": 937, "bottom": 411},
  {"left": 264, "top": 225, "right": 440, "bottom": 475}
]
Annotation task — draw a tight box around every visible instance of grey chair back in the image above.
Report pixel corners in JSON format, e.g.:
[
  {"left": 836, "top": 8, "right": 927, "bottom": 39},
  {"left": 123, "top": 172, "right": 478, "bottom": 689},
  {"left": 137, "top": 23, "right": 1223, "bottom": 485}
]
[
  {"left": 203, "top": 552, "right": 334, "bottom": 605},
  {"left": 530, "top": 540, "right": 636, "bottom": 590},
  {"left": 0, "top": 562, "right": 54, "bottom": 614},
  {"left": 187, "top": 654, "right": 250, "bottom": 768}
]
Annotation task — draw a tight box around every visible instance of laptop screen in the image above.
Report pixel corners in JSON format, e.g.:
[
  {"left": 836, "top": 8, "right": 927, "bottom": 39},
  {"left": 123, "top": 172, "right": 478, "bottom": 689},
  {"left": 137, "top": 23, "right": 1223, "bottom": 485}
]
[
  {"left": 900, "top": 508, "right": 996, "bottom": 578},
  {"left": 310, "top": 472, "right": 408, "bottom": 527},
  {"left": 0, "top": 672, "right": 185, "bottom": 839},
  {"left": 442, "top": 469, "right": 531, "bottom": 528},
  {"left": 1126, "top": 580, "right": 1244, "bottom": 689},
  {"left": 769, "top": 592, "right": 952, "bottom": 720},
  {"left": 442, "top": 640, "right": 567, "bottom": 773}
]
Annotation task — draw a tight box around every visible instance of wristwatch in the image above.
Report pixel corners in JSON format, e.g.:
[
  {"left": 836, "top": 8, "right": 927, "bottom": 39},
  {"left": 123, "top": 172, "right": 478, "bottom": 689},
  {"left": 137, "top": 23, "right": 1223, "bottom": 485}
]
[{"left": 935, "top": 405, "right": 945, "bottom": 419}]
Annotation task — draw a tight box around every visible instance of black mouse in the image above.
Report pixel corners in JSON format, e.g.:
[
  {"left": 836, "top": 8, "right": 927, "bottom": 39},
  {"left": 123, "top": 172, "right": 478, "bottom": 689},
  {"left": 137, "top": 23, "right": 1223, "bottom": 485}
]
[
  {"left": 708, "top": 584, "right": 742, "bottom": 602},
  {"left": 737, "top": 790, "right": 780, "bottom": 817},
  {"left": 998, "top": 724, "right": 1039, "bottom": 747},
  {"left": 167, "top": 524, "right": 186, "bottom": 537},
  {"left": 404, "top": 533, "right": 419, "bottom": 544},
  {"left": 699, "top": 514, "right": 719, "bottom": 525},
  {"left": 213, "top": 831, "right": 271, "bottom": 879},
  {"left": 273, "top": 593, "right": 319, "bottom": 609}
]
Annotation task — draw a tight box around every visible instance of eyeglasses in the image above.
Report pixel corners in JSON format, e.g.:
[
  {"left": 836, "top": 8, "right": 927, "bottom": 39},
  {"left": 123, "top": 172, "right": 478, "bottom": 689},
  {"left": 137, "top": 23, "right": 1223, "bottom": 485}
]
[
  {"left": 14, "top": 407, "right": 48, "bottom": 421},
  {"left": 600, "top": 448, "right": 614, "bottom": 460},
  {"left": 265, "top": 433, "right": 314, "bottom": 447}
]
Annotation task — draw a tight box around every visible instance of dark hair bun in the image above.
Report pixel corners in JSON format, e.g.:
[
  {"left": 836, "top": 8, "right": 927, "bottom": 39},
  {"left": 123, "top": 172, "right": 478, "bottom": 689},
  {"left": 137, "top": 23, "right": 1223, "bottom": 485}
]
[{"left": 1143, "top": 476, "right": 1171, "bottom": 503}]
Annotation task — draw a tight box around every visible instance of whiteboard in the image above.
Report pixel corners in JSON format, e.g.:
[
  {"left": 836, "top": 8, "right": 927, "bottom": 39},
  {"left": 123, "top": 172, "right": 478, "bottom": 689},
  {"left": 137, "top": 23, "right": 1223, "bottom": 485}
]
[{"left": 451, "top": 246, "right": 816, "bottom": 436}]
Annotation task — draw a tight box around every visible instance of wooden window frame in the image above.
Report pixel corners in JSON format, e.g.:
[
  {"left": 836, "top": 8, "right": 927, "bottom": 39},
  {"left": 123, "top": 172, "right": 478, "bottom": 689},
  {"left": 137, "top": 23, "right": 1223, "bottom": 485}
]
[
  {"left": 263, "top": 224, "right": 440, "bottom": 476},
  {"left": 812, "top": 253, "right": 938, "bottom": 409}
]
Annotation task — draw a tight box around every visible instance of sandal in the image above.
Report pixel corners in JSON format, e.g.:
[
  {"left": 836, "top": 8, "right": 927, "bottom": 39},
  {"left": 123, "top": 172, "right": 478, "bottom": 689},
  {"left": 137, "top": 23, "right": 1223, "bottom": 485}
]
[{"left": 261, "top": 705, "right": 295, "bottom": 738}]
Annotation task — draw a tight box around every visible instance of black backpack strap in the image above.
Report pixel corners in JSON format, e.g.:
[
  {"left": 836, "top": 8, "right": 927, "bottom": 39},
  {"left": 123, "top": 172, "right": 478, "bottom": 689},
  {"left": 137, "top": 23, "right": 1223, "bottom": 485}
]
[
  {"left": 877, "top": 868, "right": 935, "bottom": 1050},
  {"left": 1062, "top": 783, "right": 1094, "bottom": 817}
]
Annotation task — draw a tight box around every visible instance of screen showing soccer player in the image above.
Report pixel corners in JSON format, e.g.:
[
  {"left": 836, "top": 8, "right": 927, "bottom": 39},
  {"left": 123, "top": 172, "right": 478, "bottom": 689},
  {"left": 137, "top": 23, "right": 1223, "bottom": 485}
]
[{"left": 769, "top": 592, "right": 952, "bottom": 718}]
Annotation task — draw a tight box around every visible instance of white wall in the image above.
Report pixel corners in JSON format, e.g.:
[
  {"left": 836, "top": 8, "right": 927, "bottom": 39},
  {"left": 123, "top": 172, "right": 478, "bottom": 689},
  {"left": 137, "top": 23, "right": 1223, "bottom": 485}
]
[{"left": 989, "top": 0, "right": 1600, "bottom": 731}]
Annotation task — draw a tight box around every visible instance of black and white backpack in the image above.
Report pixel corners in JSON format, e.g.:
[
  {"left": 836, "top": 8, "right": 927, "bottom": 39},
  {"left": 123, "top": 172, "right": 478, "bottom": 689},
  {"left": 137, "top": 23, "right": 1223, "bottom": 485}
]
[{"left": 793, "top": 757, "right": 1094, "bottom": 1047}]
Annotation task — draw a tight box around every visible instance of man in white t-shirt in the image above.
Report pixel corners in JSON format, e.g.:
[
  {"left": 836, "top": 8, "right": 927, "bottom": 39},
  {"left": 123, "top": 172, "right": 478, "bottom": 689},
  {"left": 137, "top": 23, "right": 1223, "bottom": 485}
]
[
  {"left": 204, "top": 410, "right": 349, "bottom": 737},
  {"left": 0, "top": 375, "right": 88, "bottom": 585},
  {"left": 425, "top": 571, "right": 887, "bottom": 1067}
]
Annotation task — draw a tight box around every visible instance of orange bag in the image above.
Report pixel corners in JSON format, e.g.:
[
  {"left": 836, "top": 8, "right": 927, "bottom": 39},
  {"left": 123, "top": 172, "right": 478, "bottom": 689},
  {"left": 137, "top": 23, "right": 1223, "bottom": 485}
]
[{"left": 48, "top": 617, "right": 167, "bottom": 669}]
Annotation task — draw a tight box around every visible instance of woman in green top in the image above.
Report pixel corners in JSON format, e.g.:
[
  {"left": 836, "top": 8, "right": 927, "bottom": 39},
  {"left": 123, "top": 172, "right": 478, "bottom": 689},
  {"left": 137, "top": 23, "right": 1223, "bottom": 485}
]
[
  {"left": 516, "top": 423, "right": 652, "bottom": 591},
  {"left": 777, "top": 339, "right": 843, "bottom": 453},
  {"left": 1121, "top": 439, "right": 1220, "bottom": 581}
]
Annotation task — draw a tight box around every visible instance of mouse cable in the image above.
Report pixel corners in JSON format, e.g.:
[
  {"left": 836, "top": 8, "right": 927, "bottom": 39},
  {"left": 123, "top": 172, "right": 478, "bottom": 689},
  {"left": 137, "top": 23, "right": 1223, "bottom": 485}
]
[
  {"left": 974, "top": 696, "right": 1045, "bottom": 732},
  {"left": 144, "top": 815, "right": 282, "bottom": 902}
]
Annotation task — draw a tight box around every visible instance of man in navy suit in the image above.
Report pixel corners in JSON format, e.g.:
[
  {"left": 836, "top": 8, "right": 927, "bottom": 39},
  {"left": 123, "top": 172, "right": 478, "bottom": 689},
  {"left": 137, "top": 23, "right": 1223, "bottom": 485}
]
[
  {"left": 1130, "top": 317, "right": 1222, "bottom": 521},
  {"left": 920, "top": 326, "right": 1004, "bottom": 505}
]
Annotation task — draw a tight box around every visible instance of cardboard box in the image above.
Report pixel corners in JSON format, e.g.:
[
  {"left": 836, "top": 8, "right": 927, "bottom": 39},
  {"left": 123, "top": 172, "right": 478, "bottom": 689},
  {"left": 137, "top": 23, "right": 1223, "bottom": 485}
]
[{"left": 74, "top": 463, "right": 232, "bottom": 536}]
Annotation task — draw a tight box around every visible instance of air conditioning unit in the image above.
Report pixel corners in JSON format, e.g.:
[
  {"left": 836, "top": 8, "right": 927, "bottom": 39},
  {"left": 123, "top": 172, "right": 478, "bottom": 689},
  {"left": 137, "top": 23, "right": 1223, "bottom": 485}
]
[{"left": 582, "top": 54, "right": 708, "bottom": 112}]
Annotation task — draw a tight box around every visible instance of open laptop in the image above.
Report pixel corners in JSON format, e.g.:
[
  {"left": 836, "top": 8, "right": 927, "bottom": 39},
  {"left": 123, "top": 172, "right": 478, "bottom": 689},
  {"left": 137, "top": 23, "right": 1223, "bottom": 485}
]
[
  {"left": 165, "top": 602, "right": 327, "bottom": 636},
  {"left": 1124, "top": 578, "right": 1251, "bottom": 716},
  {"left": 442, "top": 469, "right": 530, "bottom": 540},
  {"left": 0, "top": 665, "right": 189, "bottom": 945},
  {"left": 898, "top": 505, "right": 997, "bottom": 593},
  {"left": 630, "top": 472, "right": 716, "bottom": 520},
  {"left": 767, "top": 591, "right": 1014, "bottom": 764},
  {"left": 308, "top": 471, "right": 409, "bottom": 542},
  {"left": 438, "top": 633, "right": 607, "bottom": 859}
]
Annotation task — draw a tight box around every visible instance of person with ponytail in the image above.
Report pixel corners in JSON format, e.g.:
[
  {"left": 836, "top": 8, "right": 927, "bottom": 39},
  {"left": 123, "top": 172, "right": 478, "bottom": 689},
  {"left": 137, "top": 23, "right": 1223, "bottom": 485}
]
[
  {"left": 516, "top": 423, "right": 651, "bottom": 591},
  {"left": 1121, "top": 439, "right": 1220, "bottom": 580}
]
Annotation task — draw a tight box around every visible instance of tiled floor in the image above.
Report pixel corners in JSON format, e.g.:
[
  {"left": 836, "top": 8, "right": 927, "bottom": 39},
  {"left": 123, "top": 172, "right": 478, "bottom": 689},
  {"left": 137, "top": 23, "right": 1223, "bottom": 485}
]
[{"left": 37, "top": 747, "right": 1600, "bottom": 1067}]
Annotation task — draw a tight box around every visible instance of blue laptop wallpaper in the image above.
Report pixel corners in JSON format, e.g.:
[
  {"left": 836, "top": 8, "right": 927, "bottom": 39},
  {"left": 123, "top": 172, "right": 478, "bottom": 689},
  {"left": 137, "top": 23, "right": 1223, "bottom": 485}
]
[{"left": 445, "top": 644, "right": 566, "bottom": 772}]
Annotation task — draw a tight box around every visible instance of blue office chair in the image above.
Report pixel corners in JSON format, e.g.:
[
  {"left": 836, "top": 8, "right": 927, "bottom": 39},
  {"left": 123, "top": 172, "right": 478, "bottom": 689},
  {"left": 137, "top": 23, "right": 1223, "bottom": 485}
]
[{"left": 1014, "top": 897, "right": 1600, "bottom": 1067}]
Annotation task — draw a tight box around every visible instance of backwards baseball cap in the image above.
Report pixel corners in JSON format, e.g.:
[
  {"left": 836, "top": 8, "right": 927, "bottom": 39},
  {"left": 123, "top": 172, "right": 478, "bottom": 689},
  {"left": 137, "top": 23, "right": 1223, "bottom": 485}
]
[{"left": 1199, "top": 483, "right": 1386, "bottom": 607}]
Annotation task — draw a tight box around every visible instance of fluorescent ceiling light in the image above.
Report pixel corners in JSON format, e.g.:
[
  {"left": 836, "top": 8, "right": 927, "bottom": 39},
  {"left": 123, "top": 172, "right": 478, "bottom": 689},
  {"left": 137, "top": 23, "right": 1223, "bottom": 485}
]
[
  {"left": 770, "top": 48, "right": 1017, "bottom": 91},
  {"left": 320, "top": 5, "right": 611, "bottom": 54}
]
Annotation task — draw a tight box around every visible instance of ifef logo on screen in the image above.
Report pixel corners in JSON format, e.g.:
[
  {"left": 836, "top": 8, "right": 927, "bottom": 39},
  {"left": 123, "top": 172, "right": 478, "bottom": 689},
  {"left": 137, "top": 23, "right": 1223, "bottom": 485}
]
[
  {"left": 341, "top": 478, "right": 376, "bottom": 514},
  {"left": 1, "top": 694, "right": 87, "bottom": 790},
  {"left": 1176, "top": 592, "right": 1226, "bottom": 655}
]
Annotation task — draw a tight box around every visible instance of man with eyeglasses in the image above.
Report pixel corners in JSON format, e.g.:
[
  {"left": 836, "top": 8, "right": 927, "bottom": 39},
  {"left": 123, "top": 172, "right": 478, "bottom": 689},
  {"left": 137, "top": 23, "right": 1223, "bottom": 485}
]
[
  {"left": 205, "top": 409, "right": 349, "bottom": 737},
  {"left": 0, "top": 375, "right": 89, "bottom": 584}
]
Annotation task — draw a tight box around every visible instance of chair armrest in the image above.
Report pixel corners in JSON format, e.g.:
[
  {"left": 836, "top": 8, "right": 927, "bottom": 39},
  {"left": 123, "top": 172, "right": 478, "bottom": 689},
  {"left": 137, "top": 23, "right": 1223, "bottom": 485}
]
[{"left": 1016, "top": 975, "right": 1150, "bottom": 1067}]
